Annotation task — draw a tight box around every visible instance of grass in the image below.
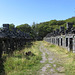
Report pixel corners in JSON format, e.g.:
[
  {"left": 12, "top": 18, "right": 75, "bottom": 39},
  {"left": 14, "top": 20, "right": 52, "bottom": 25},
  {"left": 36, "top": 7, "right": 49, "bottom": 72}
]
[
  {"left": 3, "top": 41, "right": 43, "bottom": 75},
  {"left": 2, "top": 40, "right": 75, "bottom": 75},
  {"left": 43, "top": 41, "right": 75, "bottom": 75}
]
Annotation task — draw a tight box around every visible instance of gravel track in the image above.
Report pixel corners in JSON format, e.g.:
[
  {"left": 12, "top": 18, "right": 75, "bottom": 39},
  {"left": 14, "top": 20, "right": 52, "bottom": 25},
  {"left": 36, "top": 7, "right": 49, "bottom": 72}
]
[{"left": 38, "top": 42, "right": 65, "bottom": 75}]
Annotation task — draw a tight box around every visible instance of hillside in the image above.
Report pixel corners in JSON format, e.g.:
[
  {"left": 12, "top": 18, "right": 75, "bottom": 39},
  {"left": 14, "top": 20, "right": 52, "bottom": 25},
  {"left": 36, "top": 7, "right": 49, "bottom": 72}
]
[
  {"left": 15, "top": 17, "right": 75, "bottom": 40},
  {"left": 33, "top": 17, "right": 75, "bottom": 38},
  {"left": 65, "top": 17, "right": 75, "bottom": 23}
]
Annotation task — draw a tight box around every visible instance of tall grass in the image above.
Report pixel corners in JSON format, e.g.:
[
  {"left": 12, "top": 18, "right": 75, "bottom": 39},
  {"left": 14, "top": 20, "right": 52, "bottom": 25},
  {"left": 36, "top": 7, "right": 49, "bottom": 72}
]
[{"left": 3, "top": 41, "right": 42, "bottom": 75}]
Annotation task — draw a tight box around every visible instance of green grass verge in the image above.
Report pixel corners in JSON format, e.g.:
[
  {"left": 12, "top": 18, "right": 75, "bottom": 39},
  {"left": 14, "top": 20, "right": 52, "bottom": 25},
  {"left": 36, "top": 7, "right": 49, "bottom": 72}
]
[
  {"left": 43, "top": 41, "right": 75, "bottom": 75},
  {"left": 3, "top": 41, "right": 43, "bottom": 75}
]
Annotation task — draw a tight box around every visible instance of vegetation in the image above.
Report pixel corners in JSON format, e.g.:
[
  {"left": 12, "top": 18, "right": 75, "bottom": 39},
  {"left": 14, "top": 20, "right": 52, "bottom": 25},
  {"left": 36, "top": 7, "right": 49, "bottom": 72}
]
[
  {"left": 1, "top": 40, "right": 75, "bottom": 75},
  {"left": 16, "top": 17, "right": 75, "bottom": 39},
  {"left": 3, "top": 41, "right": 43, "bottom": 75},
  {"left": 9, "top": 24, "right": 15, "bottom": 31},
  {"left": 0, "top": 17, "right": 75, "bottom": 75},
  {"left": 16, "top": 24, "right": 31, "bottom": 33},
  {"left": 43, "top": 41, "right": 75, "bottom": 75}
]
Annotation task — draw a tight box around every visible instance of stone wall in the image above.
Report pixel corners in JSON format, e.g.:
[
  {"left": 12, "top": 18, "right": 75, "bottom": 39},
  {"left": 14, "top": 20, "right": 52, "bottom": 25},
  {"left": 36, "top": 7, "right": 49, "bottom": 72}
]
[
  {"left": 44, "top": 34, "right": 75, "bottom": 53},
  {"left": 0, "top": 24, "right": 32, "bottom": 58},
  {"left": 44, "top": 22, "right": 75, "bottom": 53}
]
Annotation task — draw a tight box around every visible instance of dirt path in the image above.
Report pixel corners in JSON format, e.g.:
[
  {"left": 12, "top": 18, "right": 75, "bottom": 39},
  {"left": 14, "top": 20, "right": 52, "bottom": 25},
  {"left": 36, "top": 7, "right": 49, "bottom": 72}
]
[{"left": 38, "top": 42, "right": 65, "bottom": 75}]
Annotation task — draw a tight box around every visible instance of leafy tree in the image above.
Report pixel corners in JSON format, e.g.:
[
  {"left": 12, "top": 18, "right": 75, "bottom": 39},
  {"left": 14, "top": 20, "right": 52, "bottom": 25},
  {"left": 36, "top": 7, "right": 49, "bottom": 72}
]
[
  {"left": 57, "top": 20, "right": 66, "bottom": 25},
  {"left": 48, "top": 20, "right": 57, "bottom": 25},
  {"left": 9, "top": 23, "right": 15, "bottom": 31},
  {"left": 16, "top": 24, "right": 31, "bottom": 33}
]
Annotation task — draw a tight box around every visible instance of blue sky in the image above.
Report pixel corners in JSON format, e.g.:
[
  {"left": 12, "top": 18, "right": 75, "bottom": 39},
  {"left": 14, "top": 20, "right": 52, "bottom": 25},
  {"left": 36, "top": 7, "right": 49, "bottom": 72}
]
[{"left": 0, "top": 0, "right": 75, "bottom": 27}]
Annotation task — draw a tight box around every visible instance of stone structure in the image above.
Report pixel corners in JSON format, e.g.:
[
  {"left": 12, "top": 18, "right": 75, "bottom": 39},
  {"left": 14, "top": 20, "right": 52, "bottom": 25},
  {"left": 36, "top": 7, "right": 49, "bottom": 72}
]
[
  {"left": 44, "top": 22, "right": 75, "bottom": 53},
  {"left": 0, "top": 24, "right": 31, "bottom": 58}
]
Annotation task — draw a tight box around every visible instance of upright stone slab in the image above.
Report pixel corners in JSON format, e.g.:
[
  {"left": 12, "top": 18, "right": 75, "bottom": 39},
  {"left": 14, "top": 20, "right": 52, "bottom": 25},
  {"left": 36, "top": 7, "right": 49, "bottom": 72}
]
[
  {"left": 56, "top": 38, "right": 58, "bottom": 45},
  {"left": 54, "top": 37, "right": 55, "bottom": 44},
  {"left": 59, "top": 37, "right": 61, "bottom": 46},
  {"left": 67, "top": 38, "right": 70, "bottom": 51},
  {"left": 49, "top": 38, "right": 51, "bottom": 43},
  {"left": 54, "top": 37, "right": 57, "bottom": 45},
  {"left": 62, "top": 35, "right": 65, "bottom": 48}
]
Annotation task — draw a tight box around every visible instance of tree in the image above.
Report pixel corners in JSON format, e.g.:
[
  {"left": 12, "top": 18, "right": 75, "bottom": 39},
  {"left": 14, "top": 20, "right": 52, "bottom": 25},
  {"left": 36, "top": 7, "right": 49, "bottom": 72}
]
[
  {"left": 9, "top": 23, "right": 15, "bottom": 31},
  {"left": 16, "top": 24, "right": 31, "bottom": 33}
]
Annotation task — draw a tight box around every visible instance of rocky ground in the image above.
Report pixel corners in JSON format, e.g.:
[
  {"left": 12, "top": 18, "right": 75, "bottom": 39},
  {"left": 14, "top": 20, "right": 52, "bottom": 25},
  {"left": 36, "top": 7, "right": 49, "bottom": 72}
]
[{"left": 38, "top": 42, "right": 65, "bottom": 75}]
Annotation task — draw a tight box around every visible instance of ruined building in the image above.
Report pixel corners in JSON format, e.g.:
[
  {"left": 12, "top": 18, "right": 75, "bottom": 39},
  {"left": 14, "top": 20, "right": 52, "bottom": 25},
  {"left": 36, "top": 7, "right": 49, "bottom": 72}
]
[{"left": 44, "top": 22, "right": 75, "bottom": 53}]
